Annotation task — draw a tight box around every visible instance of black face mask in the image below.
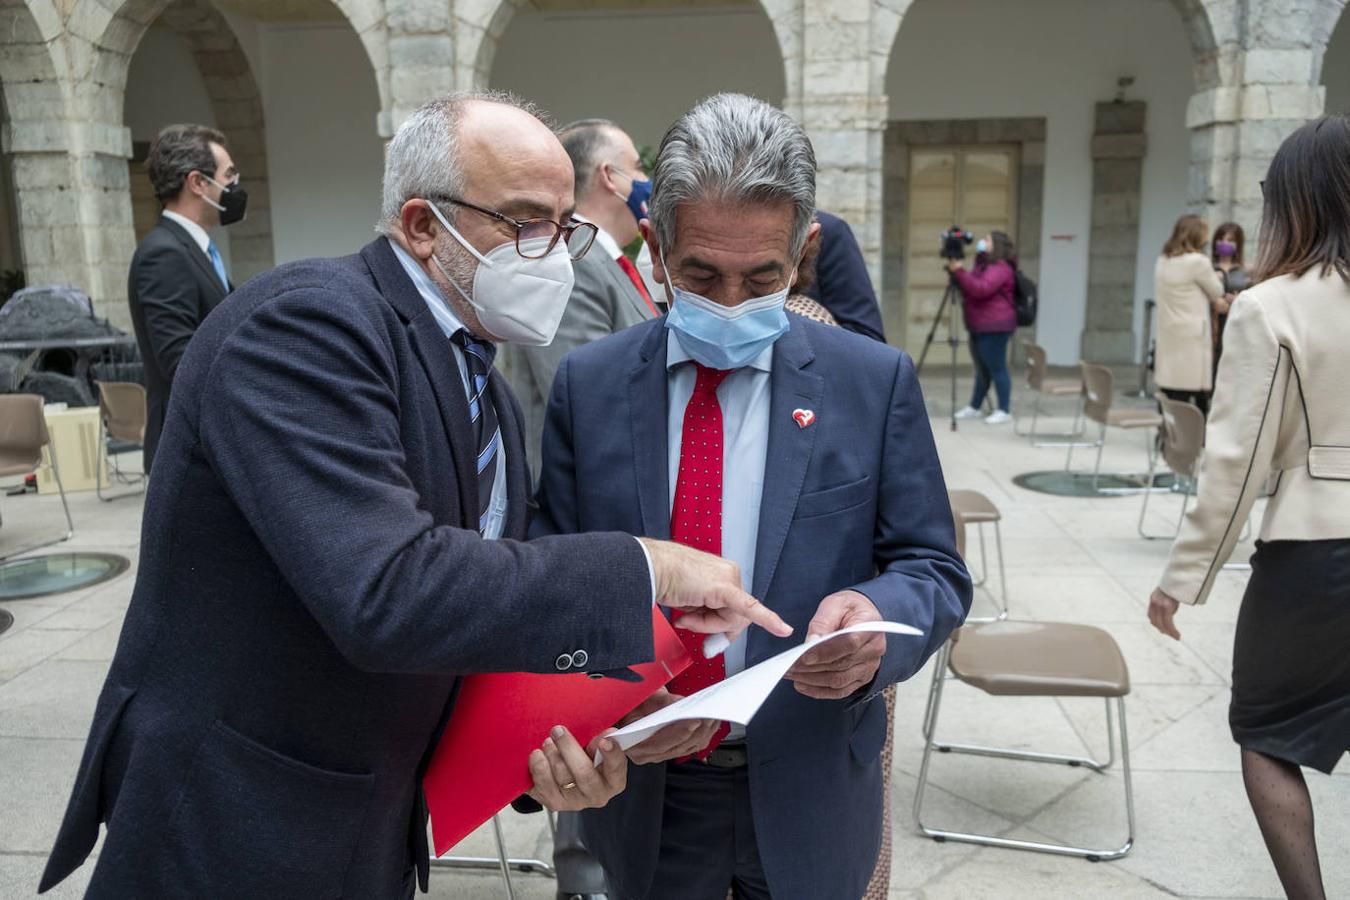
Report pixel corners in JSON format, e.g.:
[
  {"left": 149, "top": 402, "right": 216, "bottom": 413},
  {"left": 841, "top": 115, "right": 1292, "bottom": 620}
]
[{"left": 205, "top": 175, "right": 248, "bottom": 227}]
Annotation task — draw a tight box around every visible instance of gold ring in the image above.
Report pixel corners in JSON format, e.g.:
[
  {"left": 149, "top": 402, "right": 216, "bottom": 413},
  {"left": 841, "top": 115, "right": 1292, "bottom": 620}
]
[{"left": 561, "top": 781, "right": 578, "bottom": 790}]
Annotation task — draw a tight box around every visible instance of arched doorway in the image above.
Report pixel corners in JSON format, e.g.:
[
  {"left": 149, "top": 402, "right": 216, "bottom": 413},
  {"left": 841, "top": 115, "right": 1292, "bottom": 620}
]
[
  {"left": 883, "top": 0, "right": 1196, "bottom": 367},
  {"left": 486, "top": 0, "right": 787, "bottom": 153},
  {"left": 1322, "top": 3, "right": 1350, "bottom": 114}
]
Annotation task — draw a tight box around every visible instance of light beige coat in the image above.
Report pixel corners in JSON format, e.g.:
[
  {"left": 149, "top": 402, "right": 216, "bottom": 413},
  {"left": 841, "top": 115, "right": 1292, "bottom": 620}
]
[
  {"left": 1160, "top": 269, "right": 1350, "bottom": 605},
  {"left": 1153, "top": 252, "right": 1224, "bottom": 392}
]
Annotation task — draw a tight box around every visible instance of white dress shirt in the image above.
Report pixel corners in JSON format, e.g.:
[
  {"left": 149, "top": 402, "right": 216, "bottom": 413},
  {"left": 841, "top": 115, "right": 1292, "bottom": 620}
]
[
  {"left": 161, "top": 210, "right": 211, "bottom": 254},
  {"left": 388, "top": 239, "right": 509, "bottom": 540},
  {"left": 666, "top": 329, "right": 772, "bottom": 738}
]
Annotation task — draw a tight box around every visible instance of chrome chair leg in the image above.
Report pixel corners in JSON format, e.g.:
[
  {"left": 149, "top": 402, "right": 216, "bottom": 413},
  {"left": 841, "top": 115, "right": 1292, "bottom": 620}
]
[
  {"left": 1091, "top": 423, "right": 1107, "bottom": 490},
  {"left": 49, "top": 450, "right": 74, "bottom": 542},
  {"left": 492, "top": 814, "right": 516, "bottom": 900},
  {"left": 428, "top": 812, "right": 556, "bottom": 886},
  {"left": 914, "top": 683, "right": 1135, "bottom": 861},
  {"left": 972, "top": 523, "right": 989, "bottom": 587},
  {"left": 992, "top": 521, "right": 1008, "bottom": 617},
  {"left": 1034, "top": 395, "right": 1093, "bottom": 448}
]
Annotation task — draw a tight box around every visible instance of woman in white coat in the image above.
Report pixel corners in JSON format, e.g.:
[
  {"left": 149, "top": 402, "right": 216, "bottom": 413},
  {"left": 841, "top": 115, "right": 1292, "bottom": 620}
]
[{"left": 1153, "top": 214, "right": 1225, "bottom": 414}]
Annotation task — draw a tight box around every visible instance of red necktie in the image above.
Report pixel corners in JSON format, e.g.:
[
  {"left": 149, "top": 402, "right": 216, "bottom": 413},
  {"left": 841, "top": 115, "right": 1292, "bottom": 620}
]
[
  {"left": 668, "top": 364, "right": 734, "bottom": 759},
  {"left": 616, "top": 254, "right": 659, "bottom": 317}
]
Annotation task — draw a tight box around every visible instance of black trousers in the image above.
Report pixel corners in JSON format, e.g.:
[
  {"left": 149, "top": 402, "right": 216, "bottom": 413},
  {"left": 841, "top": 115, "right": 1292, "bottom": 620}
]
[
  {"left": 613, "top": 762, "right": 770, "bottom": 900},
  {"left": 1159, "top": 387, "right": 1210, "bottom": 417}
]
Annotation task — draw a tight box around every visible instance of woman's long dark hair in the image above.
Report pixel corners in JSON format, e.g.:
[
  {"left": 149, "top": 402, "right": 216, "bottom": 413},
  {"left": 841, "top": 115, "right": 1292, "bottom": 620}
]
[
  {"left": 1211, "top": 221, "right": 1245, "bottom": 267},
  {"left": 1254, "top": 115, "right": 1350, "bottom": 283}
]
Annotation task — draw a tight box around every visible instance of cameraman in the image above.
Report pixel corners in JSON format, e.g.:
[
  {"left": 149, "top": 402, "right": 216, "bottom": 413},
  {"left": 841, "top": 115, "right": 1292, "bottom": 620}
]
[{"left": 948, "top": 230, "right": 1017, "bottom": 424}]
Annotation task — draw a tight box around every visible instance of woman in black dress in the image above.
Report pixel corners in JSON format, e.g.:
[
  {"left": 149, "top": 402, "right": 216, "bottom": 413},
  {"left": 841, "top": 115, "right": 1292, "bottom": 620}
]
[{"left": 1149, "top": 117, "right": 1350, "bottom": 900}]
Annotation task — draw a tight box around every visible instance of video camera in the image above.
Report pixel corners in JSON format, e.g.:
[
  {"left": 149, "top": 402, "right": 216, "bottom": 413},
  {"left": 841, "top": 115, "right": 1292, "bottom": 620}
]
[{"left": 940, "top": 226, "right": 975, "bottom": 261}]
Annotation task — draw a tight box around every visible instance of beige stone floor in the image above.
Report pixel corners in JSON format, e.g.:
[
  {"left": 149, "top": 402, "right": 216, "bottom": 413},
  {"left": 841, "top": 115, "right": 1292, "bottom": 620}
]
[{"left": 1, "top": 380, "right": 1346, "bottom": 899}]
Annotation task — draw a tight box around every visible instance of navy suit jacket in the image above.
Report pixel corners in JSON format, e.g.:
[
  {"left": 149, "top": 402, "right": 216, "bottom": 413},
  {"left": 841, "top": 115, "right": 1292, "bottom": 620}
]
[
  {"left": 806, "top": 210, "right": 886, "bottom": 342},
  {"left": 41, "top": 239, "right": 655, "bottom": 898},
  {"left": 532, "top": 316, "right": 971, "bottom": 900}
]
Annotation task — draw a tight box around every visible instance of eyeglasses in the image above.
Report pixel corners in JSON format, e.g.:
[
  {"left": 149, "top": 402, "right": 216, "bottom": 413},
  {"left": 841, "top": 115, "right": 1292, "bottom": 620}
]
[{"left": 434, "top": 197, "right": 597, "bottom": 261}]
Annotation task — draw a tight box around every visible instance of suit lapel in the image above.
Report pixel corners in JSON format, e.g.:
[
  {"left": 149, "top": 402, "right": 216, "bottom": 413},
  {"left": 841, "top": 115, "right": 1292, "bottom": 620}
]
[
  {"left": 605, "top": 256, "right": 656, "bottom": 322},
  {"left": 751, "top": 323, "right": 822, "bottom": 600},
  {"left": 628, "top": 323, "right": 672, "bottom": 539},
  {"left": 158, "top": 218, "right": 228, "bottom": 302},
  {"left": 361, "top": 240, "right": 479, "bottom": 527}
]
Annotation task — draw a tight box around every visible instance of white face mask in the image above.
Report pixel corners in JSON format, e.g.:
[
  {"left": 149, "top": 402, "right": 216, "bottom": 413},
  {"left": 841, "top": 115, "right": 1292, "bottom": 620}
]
[{"left": 425, "top": 201, "right": 575, "bottom": 346}]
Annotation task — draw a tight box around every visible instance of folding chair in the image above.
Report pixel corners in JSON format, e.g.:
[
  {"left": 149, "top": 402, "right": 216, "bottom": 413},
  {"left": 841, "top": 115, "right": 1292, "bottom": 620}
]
[
  {"left": 915, "top": 514, "right": 1135, "bottom": 861},
  {"left": 96, "top": 382, "right": 148, "bottom": 501},
  {"left": 948, "top": 490, "right": 1007, "bottom": 617},
  {"left": 1064, "top": 363, "right": 1162, "bottom": 492},
  {"left": 429, "top": 811, "right": 557, "bottom": 898},
  {"left": 0, "top": 394, "right": 74, "bottom": 558},
  {"left": 1138, "top": 395, "right": 1204, "bottom": 540},
  {"left": 1015, "top": 343, "right": 1087, "bottom": 446}
]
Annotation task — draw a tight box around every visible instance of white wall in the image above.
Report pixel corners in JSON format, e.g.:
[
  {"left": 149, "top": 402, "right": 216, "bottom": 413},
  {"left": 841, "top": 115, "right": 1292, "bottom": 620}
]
[
  {"left": 887, "top": 0, "right": 1193, "bottom": 364},
  {"left": 124, "top": 27, "right": 233, "bottom": 265},
  {"left": 490, "top": 5, "right": 786, "bottom": 152},
  {"left": 1323, "top": 8, "right": 1350, "bottom": 115},
  {"left": 255, "top": 22, "right": 385, "bottom": 263}
]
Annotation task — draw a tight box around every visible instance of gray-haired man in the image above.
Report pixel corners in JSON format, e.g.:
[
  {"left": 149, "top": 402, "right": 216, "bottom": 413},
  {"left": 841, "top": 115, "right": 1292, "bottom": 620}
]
[
  {"left": 39, "top": 92, "right": 791, "bottom": 899},
  {"left": 532, "top": 94, "right": 970, "bottom": 898}
]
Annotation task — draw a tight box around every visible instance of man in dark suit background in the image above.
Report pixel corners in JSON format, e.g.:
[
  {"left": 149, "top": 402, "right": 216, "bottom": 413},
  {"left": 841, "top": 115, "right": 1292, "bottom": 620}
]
[
  {"left": 534, "top": 94, "right": 969, "bottom": 899},
  {"left": 506, "top": 118, "right": 659, "bottom": 483},
  {"left": 128, "top": 123, "right": 247, "bottom": 472},
  {"left": 40, "top": 92, "right": 790, "bottom": 899},
  {"left": 806, "top": 209, "right": 887, "bottom": 342}
]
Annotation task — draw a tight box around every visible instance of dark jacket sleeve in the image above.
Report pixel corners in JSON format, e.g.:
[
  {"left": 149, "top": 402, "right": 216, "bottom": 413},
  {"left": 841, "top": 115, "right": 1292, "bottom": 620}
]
[
  {"left": 952, "top": 262, "right": 1012, "bottom": 303},
  {"left": 529, "top": 352, "right": 580, "bottom": 540},
  {"left": 132, "top": 240, "right": 205, "bottom": 383},
  {"left": 195, "top": 287, "right": 653, "bottom": 675},
  {"left": 850, "top": 352, "right": 972, "bottom": 690},
  {"left": 806, "top": 214, "right": 886, "bottom": 342}
]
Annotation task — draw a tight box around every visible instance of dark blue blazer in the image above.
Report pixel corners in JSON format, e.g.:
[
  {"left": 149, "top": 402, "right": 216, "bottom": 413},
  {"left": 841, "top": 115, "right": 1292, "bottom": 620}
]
[
  {"left": 807, "top": 210, "right": 887, "bottom": 342},
  {"left": 40, "top": 239, "right": 655, "bottom": 898},
  {"left": 532, "top": 317, "right": 971, "bottom": 900}
]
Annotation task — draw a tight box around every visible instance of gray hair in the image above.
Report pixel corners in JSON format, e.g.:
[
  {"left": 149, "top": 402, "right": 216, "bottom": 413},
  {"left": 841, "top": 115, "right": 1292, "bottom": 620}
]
[
  {"left": 558, "top": 118, "right": 623, "bottom": 201},
  {"left": 377, "top": 90, "right": 552, "bottom": 235},
  {"left": 649, "top": 93, "right": 816, "bottom": 257}
]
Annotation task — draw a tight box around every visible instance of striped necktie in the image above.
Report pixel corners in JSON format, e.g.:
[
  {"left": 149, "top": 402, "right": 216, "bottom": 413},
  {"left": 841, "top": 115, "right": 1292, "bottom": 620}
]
[{"left": 450, "top": 329, "right": 500, "bottom": 534}]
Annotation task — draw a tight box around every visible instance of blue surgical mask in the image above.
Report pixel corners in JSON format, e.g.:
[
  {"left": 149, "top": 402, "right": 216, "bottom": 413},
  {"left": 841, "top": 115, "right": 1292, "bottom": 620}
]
[
  {"left": 661, "top": 250, "right": 791, "bottom": 369},
  {"left": 612, "top": 167, "right": 652, "bottom": 223},
  {"left": 975, "top": 238, "right": 989, "bottom": 254}
]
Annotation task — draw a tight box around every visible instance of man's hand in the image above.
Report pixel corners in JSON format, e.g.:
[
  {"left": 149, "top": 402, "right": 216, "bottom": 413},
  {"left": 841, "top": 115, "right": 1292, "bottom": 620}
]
[
  {"left": 1148, "top": 587, "right": 1182, "bottom": 641},
  {"left": 615, "top": 688, "right": 719, "bottom": 766},
  {"left": 640, "top": 538, "right": 792, "bottom": 641},
  {"left": 786, "top": 590, "right": 887, "bottom": 700},
  {"left": 527, "top": 726, "right": 627, "bottom": 812}
]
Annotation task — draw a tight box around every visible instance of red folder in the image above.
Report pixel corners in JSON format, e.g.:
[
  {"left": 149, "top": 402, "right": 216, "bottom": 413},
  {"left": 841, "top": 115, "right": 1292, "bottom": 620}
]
[{"left": 424, "top": 606, "right": 692, "bottom": 855}]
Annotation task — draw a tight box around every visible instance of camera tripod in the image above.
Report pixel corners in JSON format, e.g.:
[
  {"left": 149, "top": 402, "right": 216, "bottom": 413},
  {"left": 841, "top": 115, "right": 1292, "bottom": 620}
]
[{"left": 915, "top": 272, "right": 965, "bottom": 432}]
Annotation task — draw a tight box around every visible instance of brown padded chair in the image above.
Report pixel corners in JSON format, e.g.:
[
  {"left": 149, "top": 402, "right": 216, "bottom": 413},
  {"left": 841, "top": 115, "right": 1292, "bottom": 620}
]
[
  {"left": 947, "top": 489, "right": 1007, "bottom": 617},
  {"left": 1138, "top": 395, "right": 1206, "bottom": 540},
  {"left": 914, "top": 510, "right": 1135, "bottom": 861},
  {"left": 1015, "top": 342, "right": 1085, "bottom": 444},
  {"left": 96, "top": 382, "right": 148, "bottom": 501},
  {"left": 1064, "top": 362, "right": 1163, "bottom": 491},
  {"left": 0, "top": 393, "right": 74, "bottom": 555}
]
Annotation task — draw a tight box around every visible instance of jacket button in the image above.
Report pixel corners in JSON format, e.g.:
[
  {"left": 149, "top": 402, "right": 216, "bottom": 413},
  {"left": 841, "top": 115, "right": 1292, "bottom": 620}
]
[
  {"left": 555, "top": 653, "right": 574, "bottom": 671},
  {"left": 572, "top": 649, "right": 589, "bottom": 668}
]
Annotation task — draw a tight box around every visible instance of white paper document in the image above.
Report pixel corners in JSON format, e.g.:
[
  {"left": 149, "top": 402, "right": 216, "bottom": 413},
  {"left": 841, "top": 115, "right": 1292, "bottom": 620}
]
[{"left": 607, "top": 621, "right": 924, "bottom": 752}]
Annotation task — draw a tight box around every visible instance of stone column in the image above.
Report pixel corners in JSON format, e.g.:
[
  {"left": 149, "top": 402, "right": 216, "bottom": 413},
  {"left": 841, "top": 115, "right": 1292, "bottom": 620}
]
[
  {"left": 1081, "top": 101, "right": 1146, "bottom": 364},
  {"left": 387, "top": 0, "right": 458, "bottom": 130}
]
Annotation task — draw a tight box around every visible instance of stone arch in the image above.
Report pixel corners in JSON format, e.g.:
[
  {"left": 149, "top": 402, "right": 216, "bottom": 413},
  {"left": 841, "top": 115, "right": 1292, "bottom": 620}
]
[
  {"left": 327, "top": 0, "right": 392, "bottom": 136},
  {"left": 1310, "top": 0, "right": 1350, "bottom": 82},
  {"left": 135, "top": 0, "right": 275, "bottom": 280},
  {"left": 461, "top": 0, "right": 797, "bottom": 105},
  {"left": 0, "top": 0, "right": 86, "bottom": 289},
  {"left": 1169, "top": 0, "right": 1224, "bottom": 89}
]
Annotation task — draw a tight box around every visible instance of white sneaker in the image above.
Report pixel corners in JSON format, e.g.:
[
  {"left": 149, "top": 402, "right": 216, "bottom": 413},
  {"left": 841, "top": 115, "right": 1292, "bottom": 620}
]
[
  {"left": 984, "top": 410, "right": 1012, "bottom": 425},
  {"left": 954, "top": 406, "right": 983, "bottom": 420}
]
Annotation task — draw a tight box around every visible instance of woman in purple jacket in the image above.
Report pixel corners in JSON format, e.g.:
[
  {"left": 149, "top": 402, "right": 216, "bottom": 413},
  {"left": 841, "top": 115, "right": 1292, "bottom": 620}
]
[{"left": 948, "top": 230, "right": 1018, "bottom": 424}]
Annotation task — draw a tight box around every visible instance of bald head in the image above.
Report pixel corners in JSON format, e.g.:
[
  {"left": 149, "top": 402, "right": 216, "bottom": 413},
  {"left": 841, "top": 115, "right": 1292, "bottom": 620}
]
[{"left": 378, "top": 90, "right": 573, "bottom": 234}]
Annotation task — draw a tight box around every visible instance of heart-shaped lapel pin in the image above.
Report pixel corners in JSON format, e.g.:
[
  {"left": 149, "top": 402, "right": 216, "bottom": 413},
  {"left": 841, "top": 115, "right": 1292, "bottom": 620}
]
[{"left": 792, "top": 408, "right": 816, "bottom": 429}]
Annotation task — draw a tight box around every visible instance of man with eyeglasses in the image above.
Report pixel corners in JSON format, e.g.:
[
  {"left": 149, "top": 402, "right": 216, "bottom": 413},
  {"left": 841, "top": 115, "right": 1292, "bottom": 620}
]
[
  {"left": 41, "top": 91, "right": 791, "bottom": 899},
  {"left": 505, "top": 118, "right": 659, "bottom": 487},
  {"left": 128, "top": 123, "right": 247, "bottom": 473}
]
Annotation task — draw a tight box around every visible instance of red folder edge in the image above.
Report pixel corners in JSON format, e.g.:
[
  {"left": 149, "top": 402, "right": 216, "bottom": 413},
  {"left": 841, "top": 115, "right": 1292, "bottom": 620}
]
[{"left": 424, "top": 606, "right": 691, "bottom": 856}]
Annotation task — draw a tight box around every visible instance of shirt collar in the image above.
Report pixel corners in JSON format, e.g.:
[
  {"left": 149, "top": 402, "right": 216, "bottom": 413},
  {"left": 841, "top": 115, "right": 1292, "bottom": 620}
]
[
  {"left": 665, "top": 328, "right": 775, "bottom": 374},
  {"left": 387, "top": 237, "right": 467, "bottom": 340},
  {"left": 572, "top": 211, "right": 625, "bottom": 261},
  {"left": 161, "top": 211, "right": 210, "bottom": 254}
]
